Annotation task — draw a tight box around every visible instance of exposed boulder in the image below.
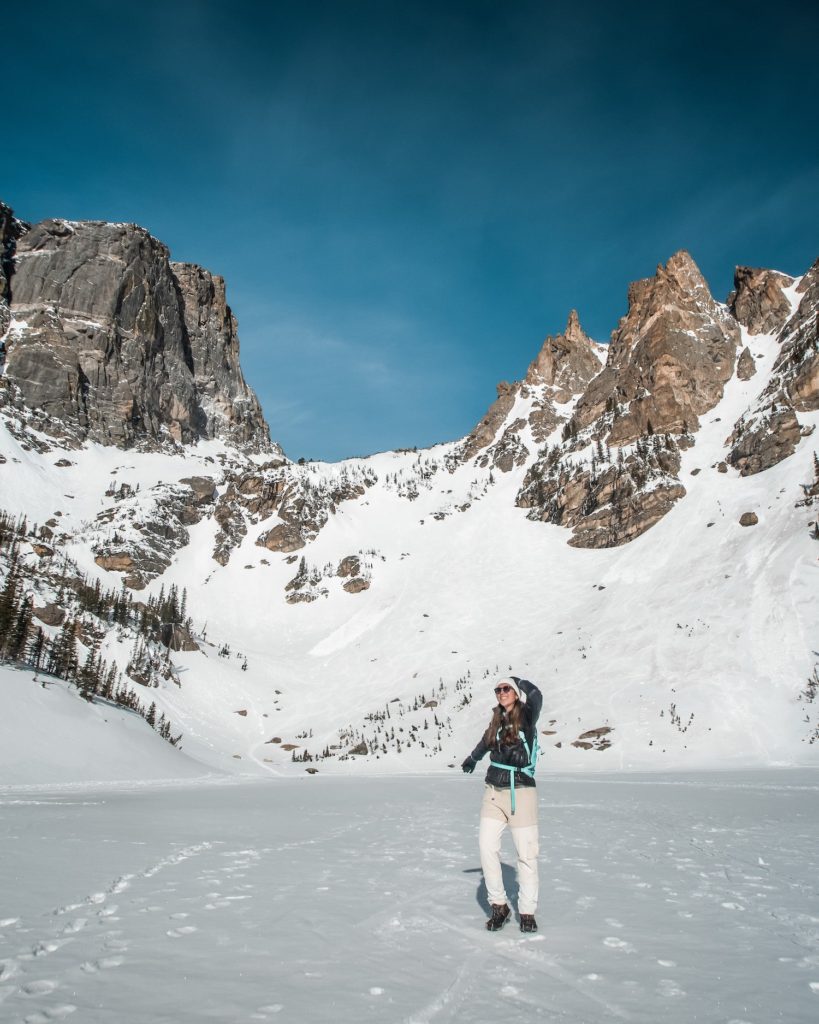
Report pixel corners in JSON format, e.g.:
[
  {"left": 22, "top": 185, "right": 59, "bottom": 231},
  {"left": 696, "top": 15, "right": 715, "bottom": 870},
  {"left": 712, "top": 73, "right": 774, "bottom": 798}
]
[
  {"left": 343, "top": 577, "right": 370, "bottom": 594},
  {"left": 737, "top": 347, "right": 757, "bottom": 380},
  {"left": 259, "top": 522, "right": 306, "bottom": 553},
  {"left": 180, "top": 476, "right": 217, "bottom": 505},
  {"left": 33, "top": 602, "right": 66, "bottom": 626},
  {"left": 739, "top": 512, "right": 759, "bottom": 527},
  {"left": 337, "top": 555, "right": 361, "bottom": 577}
]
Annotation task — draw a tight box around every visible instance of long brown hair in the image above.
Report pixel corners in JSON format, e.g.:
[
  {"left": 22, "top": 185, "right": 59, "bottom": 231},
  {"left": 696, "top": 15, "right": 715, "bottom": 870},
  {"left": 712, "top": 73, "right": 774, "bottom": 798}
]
[{"left": 483, "top": 698, "right": 524, "bottom": 748}]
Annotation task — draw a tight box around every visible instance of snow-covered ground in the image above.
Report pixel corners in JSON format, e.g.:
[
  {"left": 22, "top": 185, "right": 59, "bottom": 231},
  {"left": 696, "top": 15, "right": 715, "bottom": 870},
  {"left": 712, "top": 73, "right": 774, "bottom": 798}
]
[{"left": 1, "top": 771, "right": 817, "bottom": 1024}]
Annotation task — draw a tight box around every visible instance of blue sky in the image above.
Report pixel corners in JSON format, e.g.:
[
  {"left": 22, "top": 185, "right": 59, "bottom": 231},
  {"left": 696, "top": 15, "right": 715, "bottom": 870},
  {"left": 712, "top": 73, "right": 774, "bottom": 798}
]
[{"left": 5, "top": 0, "right": 818, "bottom": 460}]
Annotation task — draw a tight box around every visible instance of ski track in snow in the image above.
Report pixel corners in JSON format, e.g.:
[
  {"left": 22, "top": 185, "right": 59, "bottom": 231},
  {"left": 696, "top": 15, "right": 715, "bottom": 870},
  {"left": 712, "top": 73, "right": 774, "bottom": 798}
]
[{"left": 0, "top": 772, "right": 818, "bottom": 1023}]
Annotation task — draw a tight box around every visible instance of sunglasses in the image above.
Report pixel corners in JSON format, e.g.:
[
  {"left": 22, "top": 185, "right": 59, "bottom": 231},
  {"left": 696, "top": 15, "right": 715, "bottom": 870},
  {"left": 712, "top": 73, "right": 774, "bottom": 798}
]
[{"left": 494, "top": 685, "right": 514, "bottom": 695}]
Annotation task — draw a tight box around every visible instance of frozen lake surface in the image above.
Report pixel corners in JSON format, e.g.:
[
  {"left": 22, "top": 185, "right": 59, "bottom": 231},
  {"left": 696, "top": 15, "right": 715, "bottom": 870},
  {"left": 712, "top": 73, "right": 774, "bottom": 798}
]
[{"left": 1, "top": 770, "right": 818, "bottom": 1023}]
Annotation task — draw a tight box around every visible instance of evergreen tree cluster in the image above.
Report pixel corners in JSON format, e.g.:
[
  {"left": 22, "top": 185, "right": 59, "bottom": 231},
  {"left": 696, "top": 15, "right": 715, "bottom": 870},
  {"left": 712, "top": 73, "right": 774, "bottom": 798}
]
[{"left": 0, "top": 511, "right": 183, "bottom": 747}]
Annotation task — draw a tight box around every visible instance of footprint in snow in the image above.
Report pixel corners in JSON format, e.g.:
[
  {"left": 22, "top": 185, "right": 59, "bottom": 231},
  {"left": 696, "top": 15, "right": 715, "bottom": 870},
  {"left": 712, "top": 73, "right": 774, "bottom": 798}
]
[
  {"left": 23, "top": 1005, "right": 76, "bottom": 1022},
  {"left": 81, "top": 957, "right": 123, "bottom": 972},
  {"left": 21, "top": 940, "right": 68, "bottom": 960},
  {"left": 720, "top": 902, "right": 745, "bottom": 911},
  {"left": 657, "top": 979, "right": 685, "bottom": 998},
  {"left": 0, "top": 918, "right": 20, "bottom": 928},
  {"left": 603, "top": 936, "right": 635, "bottom": 953},
  {"left": 167, "top": 926, "right": 198, "bottom": 938},
  {"left": 60, "top": 918, "right": 87, "bottom": 935},
  {"left": 21, "top": 979, "right": 58, "bottom": 996}
]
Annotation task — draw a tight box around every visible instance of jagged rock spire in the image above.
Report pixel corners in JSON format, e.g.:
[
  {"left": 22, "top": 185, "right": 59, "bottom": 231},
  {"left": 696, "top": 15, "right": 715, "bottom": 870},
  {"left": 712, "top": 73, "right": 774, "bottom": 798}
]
[
  {"left": 525, "top": 308, "right": 601, "bottom": 398},
  {"left": 574, "top": 249, "right": 739, "bottom": 444}
]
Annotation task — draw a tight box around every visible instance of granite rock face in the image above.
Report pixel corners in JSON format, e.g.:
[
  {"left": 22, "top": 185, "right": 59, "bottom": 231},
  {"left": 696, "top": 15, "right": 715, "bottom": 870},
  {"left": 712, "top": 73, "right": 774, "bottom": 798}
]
[
  {"left": 525, "top": 309, "right": 603, "bottom": 402},
  {"left": 727, "top": 258, "right": 818, "bottom": 475},
  {"left": 573, "top": 251, "right": 740, "bottom": 445},
  {"left": 729, "top": 266, "right": 795, "bottom": 336},
  {"left": 171, "top": 262, "right": 268, "bottom": 445},
  {"left": 1, "top": 207, "right": 270, "bottom": 449},
  {"left": 515, "top": 252, "right": 737, "bottom": 547}
]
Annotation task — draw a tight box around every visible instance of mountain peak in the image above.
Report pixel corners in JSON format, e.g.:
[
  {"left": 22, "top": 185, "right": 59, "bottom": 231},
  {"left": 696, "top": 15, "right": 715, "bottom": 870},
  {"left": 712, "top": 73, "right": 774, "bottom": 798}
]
[{"left": 524, "top": 309, "right": 599, "bottom": 393}]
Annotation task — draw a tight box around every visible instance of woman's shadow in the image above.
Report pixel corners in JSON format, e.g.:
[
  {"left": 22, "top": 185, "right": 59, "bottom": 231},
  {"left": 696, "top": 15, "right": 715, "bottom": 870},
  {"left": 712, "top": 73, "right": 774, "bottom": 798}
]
[{"left": 463, "top": 863, "right": 518, "bottom": 914}]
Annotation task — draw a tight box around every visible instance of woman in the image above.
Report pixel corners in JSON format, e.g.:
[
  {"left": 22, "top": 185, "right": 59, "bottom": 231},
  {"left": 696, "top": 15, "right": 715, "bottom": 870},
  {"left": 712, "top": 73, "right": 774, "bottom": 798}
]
[{"left": 462, "top": 676, "right": 543, "bottom": 932}]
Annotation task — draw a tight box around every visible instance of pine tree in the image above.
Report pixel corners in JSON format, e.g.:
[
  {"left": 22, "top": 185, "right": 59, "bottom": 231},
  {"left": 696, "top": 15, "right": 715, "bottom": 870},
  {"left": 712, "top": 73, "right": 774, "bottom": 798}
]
[
  {"left": 9, "top": 595, "right": 33, "bottom": 661},
  {"left": 27, "top": 627, "right": 46, "bottom": 670},
  {"left": 0, "top": 554, "right": 22, "bottom": 655},
  {"left": 79, "top": 647, "right": 100, "bottom": 700}
]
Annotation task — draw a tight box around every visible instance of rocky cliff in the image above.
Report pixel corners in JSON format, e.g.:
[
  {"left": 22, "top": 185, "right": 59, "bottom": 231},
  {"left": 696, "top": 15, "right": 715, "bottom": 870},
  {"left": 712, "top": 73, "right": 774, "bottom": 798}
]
[
  {"left": 0, "top": 205, "right": 270, "bottom": 450},
  {"left": 513, "top": 250, "right": 817, "bottom": 547}
]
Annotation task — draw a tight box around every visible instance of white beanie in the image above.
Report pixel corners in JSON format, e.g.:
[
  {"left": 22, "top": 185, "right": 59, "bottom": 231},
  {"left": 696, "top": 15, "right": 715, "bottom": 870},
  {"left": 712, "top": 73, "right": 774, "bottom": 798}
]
[{"left": 496, "top": 677, "right": 523, "bottom": 701}]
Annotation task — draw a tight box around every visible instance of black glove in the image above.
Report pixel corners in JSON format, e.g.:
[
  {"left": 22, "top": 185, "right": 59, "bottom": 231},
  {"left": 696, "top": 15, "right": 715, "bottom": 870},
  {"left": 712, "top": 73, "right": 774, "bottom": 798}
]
[{"left": 461, "top": 755, "right": 477, "bottom": 774}]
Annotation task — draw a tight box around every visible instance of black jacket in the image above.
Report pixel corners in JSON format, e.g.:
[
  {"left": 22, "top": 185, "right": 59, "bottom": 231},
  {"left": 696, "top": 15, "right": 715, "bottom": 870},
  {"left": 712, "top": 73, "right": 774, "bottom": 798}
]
[{"left": 469, "top": 677, "right": 543, "bottom": 789}]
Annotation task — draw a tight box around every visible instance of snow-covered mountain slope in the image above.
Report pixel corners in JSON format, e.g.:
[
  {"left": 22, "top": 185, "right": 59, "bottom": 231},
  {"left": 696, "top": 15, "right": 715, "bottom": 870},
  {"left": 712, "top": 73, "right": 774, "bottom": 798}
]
[
  {"left": 0, "top": 664, "right": 212, "bottom": 786},
  {"left": 1, "top": 201, "right": 817, "bottom": 782}
]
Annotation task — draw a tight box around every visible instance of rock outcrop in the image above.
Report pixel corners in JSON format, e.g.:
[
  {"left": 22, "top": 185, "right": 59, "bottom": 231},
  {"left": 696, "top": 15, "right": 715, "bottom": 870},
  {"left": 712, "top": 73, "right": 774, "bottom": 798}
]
[
  {"left": 572, "top": 251, "right": 739, "bottom": 445},
  {"left": 729, "top": 266, "right": 795, "bottom": 336},
  {"left": 727, "top": 259, "right": 818, "bottom": 475},
  {"left": 171, "top": 262, "right": 268, "bottom": 445},
  {"left": 517, "top": 433, "right": 685, "bottom": 548},
  {"left": 91, "top": 478, "right": 217, "bottom": 588},
  {"left": 0, "top": 205, "right": 271, "bottom": 449},
  {"left": 458, "top": 310, "right": 604, "bottom": 470},
  {"left": 517, "top": 252, "right": 735, "bottom": 547}
]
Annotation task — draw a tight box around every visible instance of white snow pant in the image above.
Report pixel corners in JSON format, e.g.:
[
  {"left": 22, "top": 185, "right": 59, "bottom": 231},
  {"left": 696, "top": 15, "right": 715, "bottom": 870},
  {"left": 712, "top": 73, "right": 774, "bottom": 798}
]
[{"left": 479, "top": 784, "right": 539, "bottom": 915}]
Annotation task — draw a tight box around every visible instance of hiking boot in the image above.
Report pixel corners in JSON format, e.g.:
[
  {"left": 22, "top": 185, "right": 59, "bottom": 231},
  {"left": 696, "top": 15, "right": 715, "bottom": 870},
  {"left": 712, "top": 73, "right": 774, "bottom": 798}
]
[
  {"left": 519, "top": 913, "right": 538, "bottom": 933},
  {"left": 486, "top": 903, "right": 510, "bottom": 931}
]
